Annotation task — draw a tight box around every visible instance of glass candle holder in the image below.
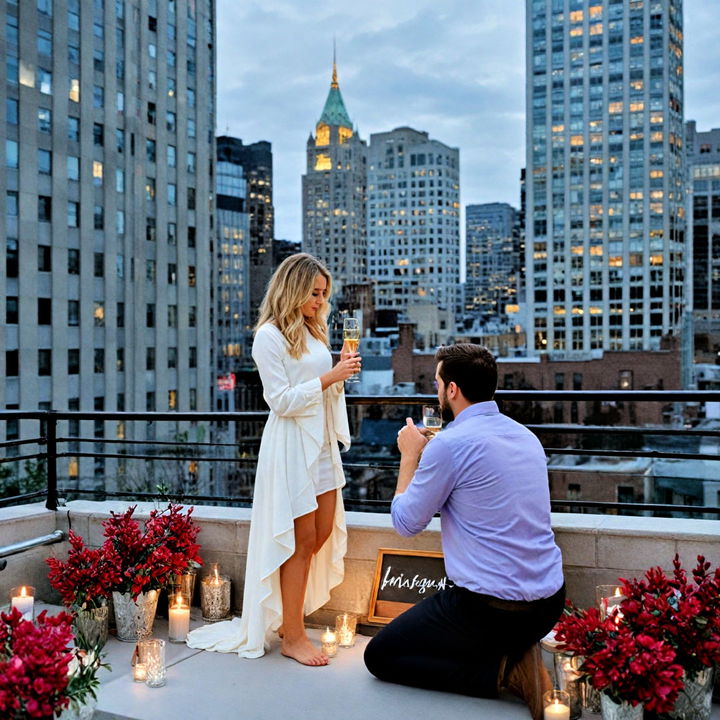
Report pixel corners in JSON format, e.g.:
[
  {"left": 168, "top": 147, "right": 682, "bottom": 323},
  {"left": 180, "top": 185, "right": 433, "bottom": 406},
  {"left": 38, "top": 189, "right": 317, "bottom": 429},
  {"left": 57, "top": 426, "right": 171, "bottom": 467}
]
[
  {"left": 168, "top": 588, "right": 191, "bottom": 643},
  {"left": 320, "top": 627, "right": 338, "bottom": 658},
  {"left": 595, "top": 584, "right": 624, "bottom": 620},
  {"left": 141, "top": 639, "right": 166, "bottom": 688},
  {"left": 10, "top": 585, "right": 35, "bottom": 621},
  {"left": 132, "top": 642, "right": 146, "bottom": 682},
  {"left": 543, "top": 689, "right": 570, "bottom": 720},
  {"left": 553, "top": 654, "right": 583, "bottom": 720},
  {"left": 335, "top": 613, "right": 357, "bottom": 648},
  {"left": 200, "top": 563, "right": 231, "bottom": 622}
]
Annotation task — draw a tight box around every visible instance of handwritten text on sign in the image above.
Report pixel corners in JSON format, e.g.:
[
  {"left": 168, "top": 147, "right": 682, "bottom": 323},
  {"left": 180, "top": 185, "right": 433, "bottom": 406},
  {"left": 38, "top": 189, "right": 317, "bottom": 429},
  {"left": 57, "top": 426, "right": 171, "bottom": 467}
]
[{"left": 380, "top": 564, "right": 453, "bottom": 597}]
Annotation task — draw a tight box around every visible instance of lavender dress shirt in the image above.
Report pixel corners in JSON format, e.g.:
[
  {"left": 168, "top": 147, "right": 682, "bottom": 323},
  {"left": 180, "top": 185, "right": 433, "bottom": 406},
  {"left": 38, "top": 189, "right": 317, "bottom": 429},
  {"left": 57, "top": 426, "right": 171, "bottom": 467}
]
[{"left": 391, "top": 401, "right": 564, "bottom": 602}]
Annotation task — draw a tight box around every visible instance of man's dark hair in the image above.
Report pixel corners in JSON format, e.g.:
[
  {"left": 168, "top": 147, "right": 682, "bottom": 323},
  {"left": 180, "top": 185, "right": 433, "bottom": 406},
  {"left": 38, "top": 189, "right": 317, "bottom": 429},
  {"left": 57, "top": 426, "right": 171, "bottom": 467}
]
[{"left": 434, "top": 344, "right": 497, "bottom": 402}]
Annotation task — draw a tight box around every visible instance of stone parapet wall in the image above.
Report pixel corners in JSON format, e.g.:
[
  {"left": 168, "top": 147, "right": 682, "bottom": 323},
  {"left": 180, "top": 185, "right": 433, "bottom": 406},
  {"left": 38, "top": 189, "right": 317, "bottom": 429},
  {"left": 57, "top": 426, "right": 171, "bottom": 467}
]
[{"left": 1, "top": 502, "right": 717, "bottom": 622}]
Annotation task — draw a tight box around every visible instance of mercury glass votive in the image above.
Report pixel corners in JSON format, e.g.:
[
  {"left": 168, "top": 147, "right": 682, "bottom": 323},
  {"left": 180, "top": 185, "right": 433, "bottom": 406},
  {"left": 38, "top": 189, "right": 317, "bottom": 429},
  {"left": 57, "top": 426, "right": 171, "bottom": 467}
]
[
  {"left": 200, "top": 563, "right": 231, "bottom": 622},
  {"left": 141, "top": 639, "right": 166, "bottom": 688},
  {"left": 335, "top": 613, "right": 357, "bottom": 648},
  {"left": 320, "top": 627, "right": 338, "bottom": 658}
]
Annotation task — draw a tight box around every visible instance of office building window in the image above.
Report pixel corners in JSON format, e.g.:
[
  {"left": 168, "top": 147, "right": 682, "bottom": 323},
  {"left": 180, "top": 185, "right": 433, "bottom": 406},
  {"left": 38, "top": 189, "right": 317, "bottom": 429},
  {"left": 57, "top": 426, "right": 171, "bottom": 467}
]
[
  {"left": 67, "top": 156, "right": 79, "bottom": 180},
  {"left": 6, "top": 237, "right": 19, "bottom": 276},
  {"left": 5, "top": 139, "right": 18, "bottom": 168},
  {"left": 94, "top": 252, "right": 104, "bottom": 277},
  {"left": 38, "top": 149, "right": 52, "bottom": 175},
  {"left": 117, "top": 302, "right": 125, "bottom": 328},
  {"left": 146, "top": 347, "right": 155, "bottom": 371},
  {"left": 37, "top": 298, "right": 52, "bottom": 325},
  {"left": 37, "top": 68, "right": 52, "bottom": 94},
  {"left": 94, "top": 205, "right": 104, "bottom": 229},
  {"left": 68, "top": 300, "right": 79, "bottom": 326},
  {"left": 38, "top": 349, "right": 52, "bottom": 376},
  {"left": 68, "top": 349, "right": 80, "bottom": 375},
  {"left": 67, "top": 117, "right": 80, "bottom": 141},
  {"left": 168, "top": 347, "right": 177, "bottom": 368},
  {"left": 38, "top": 245, "right": 52, "bottom": 272},
  {"left": 6, "top": 98, "right": 18, "bottom": 125},
  {"left": 6, "top": 296, "right": 19, "bottom": 324},
  {"left": 38, "top": 107, "right": 51, "bottom": 132},
  {"left": 68, "top": 248, "right": 80, "bottom": 274},
  {"left": 6, "top": 350, "right": 19, "bottom": 376},
  {"left": 94, "top": 349, "right": 105, "bottom": 374},
  {"left": 67, "top": 201, "right": 80, "bottom": 227},
  {"left": 146, "top": 303, "right": 156, "bottom": 327},
  {"left": 38, "top": 195, "right": 52, "bottom": 221}
]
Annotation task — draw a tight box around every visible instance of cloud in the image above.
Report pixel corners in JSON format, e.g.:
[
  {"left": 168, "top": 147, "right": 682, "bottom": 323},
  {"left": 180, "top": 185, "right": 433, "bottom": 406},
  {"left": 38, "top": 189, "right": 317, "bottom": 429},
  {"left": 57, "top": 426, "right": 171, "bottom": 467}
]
[{"left": 217, "top": 0, "right": 720, "bottom": 242}]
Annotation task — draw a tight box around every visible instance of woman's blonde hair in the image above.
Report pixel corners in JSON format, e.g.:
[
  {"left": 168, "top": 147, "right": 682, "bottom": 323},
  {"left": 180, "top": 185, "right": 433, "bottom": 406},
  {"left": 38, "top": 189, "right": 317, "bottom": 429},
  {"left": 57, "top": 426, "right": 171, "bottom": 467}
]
[{"left": 255, "top": 253, "right": 332, "bottom": 358}]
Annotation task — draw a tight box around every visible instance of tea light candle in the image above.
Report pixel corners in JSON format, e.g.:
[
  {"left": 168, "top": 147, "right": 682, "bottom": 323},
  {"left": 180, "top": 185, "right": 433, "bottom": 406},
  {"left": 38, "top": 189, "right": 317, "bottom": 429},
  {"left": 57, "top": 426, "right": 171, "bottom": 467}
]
[
  {"left": 10, "top": 586, "right": 34, "bottom": 620},
  {"left": 168, "top": 590, "right": 190, "bottom": 643},
  {"left": 335, "top": 613, "right": 357, "bottom": 648},
  {"left": 200, "top": 563, "right": 231, "bottom": 622},
  {"left": 321, "top": 627, "right": 338, "bottom": 658},
  {"left": 133, "top": 663, "right": 147, "bottom": 682}
]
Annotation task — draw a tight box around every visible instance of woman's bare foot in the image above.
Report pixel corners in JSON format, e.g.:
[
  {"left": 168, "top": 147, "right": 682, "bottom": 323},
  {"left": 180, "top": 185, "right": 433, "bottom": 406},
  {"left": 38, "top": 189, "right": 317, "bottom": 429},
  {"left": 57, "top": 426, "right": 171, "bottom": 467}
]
[
  {"left": 281, "top": 636, "right": 328, "bottom": 666},
  {"left": 277, "top": 624, "right": 284, "bottom": 638}
]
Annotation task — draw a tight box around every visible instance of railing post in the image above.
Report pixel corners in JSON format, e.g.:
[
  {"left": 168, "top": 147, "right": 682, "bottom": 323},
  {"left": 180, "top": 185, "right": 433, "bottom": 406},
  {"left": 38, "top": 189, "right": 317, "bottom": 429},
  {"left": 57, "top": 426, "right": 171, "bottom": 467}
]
[{"left": 45, "top": 410, "right": 58, "bottom": 511}]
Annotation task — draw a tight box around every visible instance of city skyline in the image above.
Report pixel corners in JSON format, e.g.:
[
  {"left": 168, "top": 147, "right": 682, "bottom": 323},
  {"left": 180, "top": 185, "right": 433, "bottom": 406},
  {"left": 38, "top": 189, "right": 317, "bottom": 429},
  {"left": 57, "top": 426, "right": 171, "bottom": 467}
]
[{"left": 217, "top": 0, "right": 720, "bottom": 244}]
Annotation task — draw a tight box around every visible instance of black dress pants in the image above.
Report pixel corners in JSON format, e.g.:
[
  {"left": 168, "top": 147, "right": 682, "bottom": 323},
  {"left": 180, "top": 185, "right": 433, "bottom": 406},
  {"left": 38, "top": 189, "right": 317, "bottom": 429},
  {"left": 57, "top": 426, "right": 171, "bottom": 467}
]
[{"left": 363, "top": 583, "right": 565, "bottom": 698}]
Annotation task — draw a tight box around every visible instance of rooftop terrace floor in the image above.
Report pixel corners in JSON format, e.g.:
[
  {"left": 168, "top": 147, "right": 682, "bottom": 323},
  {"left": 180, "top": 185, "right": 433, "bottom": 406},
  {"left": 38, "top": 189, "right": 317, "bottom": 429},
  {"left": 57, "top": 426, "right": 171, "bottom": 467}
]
[
  {"left": 46, "top": 600, "right": 715, "bottom": 720},
  {"left": 56, "top": 602, "right": 532, "bottom": 720}
]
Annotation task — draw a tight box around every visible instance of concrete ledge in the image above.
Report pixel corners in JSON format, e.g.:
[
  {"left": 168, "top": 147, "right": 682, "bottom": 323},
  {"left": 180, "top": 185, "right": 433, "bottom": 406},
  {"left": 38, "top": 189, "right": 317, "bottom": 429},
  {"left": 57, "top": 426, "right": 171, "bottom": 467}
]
[{"left": 1, "top": 501, "right": 718, "bottom": 617}]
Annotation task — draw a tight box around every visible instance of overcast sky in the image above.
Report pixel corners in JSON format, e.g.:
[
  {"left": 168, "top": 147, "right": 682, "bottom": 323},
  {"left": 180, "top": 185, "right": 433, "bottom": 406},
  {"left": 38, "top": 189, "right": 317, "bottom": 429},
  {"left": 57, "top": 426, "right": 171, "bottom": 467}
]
[{"left": 216, "top": 0, "right": 720, "bottom": 244}]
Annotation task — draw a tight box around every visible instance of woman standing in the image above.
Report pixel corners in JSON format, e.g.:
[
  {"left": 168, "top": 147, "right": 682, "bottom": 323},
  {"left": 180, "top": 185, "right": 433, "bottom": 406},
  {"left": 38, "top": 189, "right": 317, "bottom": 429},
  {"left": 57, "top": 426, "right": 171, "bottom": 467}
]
[{"left": 187, "top": 254, "right": 360, "bottom": 665}]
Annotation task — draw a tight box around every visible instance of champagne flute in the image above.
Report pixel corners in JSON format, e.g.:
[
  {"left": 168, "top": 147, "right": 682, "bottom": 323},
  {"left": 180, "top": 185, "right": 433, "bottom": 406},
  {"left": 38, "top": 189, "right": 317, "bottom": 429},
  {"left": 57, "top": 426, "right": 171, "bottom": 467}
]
[
  {"left": 343, "top": 316, "right": 361, "bottom": 384},
  {"left": 422, "top": 405, "right": 442, "bottom": 436}
]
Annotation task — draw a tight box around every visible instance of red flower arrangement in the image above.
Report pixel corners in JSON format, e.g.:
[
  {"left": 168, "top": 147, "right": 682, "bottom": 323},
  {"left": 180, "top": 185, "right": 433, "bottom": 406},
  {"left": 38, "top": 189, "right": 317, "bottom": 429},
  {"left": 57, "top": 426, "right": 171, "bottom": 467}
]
[
  {"left": 619, "top": 554, "right": 720, "bottom": 681},
  {"left": 46, "top": 531, "right": 121, "bottom": 610},
  {"left": 555, "top": 604, "right": 684, "bottom": 713},
  {"left": 0, "top": 607, "right": 74, "bottom": 720},
  {"left": 101, "top": 504, "right": 202, "bottom": 600}
]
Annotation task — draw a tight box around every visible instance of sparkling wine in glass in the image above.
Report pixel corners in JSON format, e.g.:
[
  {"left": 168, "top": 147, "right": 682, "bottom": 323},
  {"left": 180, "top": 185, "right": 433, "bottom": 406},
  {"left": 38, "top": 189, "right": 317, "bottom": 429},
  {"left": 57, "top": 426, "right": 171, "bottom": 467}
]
[
  {"left": 422, "top": 405, "right": 442, "bottom": 436},
  {"left": 343, "top": 316, "right": 361, "bottom": 384}
]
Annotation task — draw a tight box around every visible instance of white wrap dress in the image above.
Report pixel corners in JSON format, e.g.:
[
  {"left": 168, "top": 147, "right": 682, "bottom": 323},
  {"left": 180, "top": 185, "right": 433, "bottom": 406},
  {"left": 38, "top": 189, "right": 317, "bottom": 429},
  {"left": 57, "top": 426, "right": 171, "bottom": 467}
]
[{"left": 186, "top": 323, "right": 350, "bottom": 657}]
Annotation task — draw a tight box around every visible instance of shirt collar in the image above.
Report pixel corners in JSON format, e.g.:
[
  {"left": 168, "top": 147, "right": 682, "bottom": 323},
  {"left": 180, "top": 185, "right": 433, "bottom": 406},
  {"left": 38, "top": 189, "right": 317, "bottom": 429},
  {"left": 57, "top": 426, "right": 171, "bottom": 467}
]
[{"left": 446, "top": 400, "right": 499, "bottom": 429}]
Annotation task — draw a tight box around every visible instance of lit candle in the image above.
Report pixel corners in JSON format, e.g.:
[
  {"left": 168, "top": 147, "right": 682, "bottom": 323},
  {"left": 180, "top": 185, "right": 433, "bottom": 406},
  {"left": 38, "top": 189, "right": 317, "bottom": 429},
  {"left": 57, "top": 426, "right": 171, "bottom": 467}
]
[
  {"left": 320, "top": 627, "right": 338, "bottom": 658},
  {"left": 168, "top": 592, "right": 190, "bottom": 643},
  {"left": 335, "top": 613, "right": 357, "bottom": 648},
  {"left": 200, "top": 563, "right": 231, "bottom": 622},
  {"left": 10, "top": 586, "right": 34, "bottom": 620},
  {"left": 133, "top": 663, "right": 147, "bottom": 682},
  {"left": 544, "top": 699, "right": 570, "bottom": 720}
]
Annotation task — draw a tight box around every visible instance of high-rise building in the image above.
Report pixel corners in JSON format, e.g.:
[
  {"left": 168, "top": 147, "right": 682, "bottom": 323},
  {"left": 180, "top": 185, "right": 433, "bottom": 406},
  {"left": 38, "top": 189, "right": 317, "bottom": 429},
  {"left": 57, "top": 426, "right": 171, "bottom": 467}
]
[
  {"left": 302, "top": 59, "right": 367, "bottom": 293},
  {"left": 367, "top": 127, "right": 460, "bottom": 318},
  {"left": 465, "top": 203, "right": 519, "bottom": 321},
  {"left": 525, "top": 0, "right": 686, "bottom": 354},
  {"left": 215, "top": 137, "right": 250, "bottom": 385},
  {"left": 216, "top": 136, "right": 274, "bottom": 327},
  {"left": 0, "top": 0, "right": 216, "bottom": 491},
  {"left": 686, "top": 120, "right": 720, "bottom": 362}
]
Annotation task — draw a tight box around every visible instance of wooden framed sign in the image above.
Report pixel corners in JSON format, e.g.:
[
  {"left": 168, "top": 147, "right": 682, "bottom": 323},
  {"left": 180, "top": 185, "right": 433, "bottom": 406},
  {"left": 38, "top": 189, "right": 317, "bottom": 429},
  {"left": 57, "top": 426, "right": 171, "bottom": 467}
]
[{"left": 367, "top": 548, "right": 454, "bottom": 624}]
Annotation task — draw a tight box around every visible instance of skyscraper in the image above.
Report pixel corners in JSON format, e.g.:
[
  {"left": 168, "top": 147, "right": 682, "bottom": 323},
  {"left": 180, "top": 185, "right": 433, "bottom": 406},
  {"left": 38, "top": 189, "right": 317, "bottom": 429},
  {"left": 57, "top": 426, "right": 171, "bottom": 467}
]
[
  {"left": 302, "top": 59, "right": 367, "bottom": 293},
  {"left": 367, "top": 127, "right": 460, "bottom": 319},
  {"left": 686, "top": 120, "right": 720, "bottom": 362},
  {"left": 465, "top": 203, "right": 520, "bottom": 321},
  {"left": 215, "top": 137, "right": 250, "bottom": 386},
  {"left": 1, "top": 0, "right": 216, "bottom": 490},
  {"left": 216, "top": 137, "right": 274, "bottom": 328},
  {"left": 525, "top": 0, "right": 686, "bottom": 354}
]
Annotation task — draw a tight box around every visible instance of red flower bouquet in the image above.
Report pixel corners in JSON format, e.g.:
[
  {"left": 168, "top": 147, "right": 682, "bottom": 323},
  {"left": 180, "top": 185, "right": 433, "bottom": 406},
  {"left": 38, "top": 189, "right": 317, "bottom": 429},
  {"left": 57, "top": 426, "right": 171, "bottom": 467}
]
[
  {"left": 46, "top": 531, "right": 121, "bottom": 610},
  {"left": 619, "top": 554, "right": 720, "bottom": 681},
  {"left": 0, "top": 608, "right": 75, "bottom": 720},
  {"left": 555, "top": 604, "right": 684, "bottom": 713},
  {"left": 101, "top": 504, "right": 202, "bottom": 600}
]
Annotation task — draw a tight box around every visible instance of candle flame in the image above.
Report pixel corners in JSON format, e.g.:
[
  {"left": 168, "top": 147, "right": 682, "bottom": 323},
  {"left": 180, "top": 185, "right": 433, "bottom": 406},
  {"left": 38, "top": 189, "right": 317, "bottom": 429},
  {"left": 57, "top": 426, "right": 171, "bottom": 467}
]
[
  {"left": 614, "top": 587, "right": 621, "bottom": 597},
  {"left": 20, "top": 586, "right": 27, "bottom": 598},
  {"left": 213, "top": 566, "right": 220, "bottom": 582}
]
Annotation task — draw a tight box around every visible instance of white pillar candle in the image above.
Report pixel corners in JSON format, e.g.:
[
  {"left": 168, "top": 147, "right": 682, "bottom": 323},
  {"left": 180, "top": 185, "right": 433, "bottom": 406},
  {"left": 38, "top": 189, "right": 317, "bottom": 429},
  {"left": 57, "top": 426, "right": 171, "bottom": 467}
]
[
  {"left": 168, "top": 602, "right": 190, "bottom": 643},
  {"left": 544, "top": 700, "right": 570, "bottom": 720},
  {"left": 10, "top": 586, "right": 34, "bottom": 620}
]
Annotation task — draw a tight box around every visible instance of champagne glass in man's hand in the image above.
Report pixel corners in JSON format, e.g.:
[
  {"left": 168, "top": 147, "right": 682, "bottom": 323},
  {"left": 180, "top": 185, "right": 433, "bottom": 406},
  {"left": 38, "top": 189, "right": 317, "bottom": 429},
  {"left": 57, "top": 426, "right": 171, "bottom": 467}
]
[{"left": 422, "top": 405, "right": 442, "bottom": 436}]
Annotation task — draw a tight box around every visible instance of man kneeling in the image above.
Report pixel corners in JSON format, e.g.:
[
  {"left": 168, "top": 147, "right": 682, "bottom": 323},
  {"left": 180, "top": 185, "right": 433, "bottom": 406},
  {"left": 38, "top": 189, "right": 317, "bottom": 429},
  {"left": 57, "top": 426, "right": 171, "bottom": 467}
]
[{"left": 363, "top": 344, "right": 565, "bottom": 720}]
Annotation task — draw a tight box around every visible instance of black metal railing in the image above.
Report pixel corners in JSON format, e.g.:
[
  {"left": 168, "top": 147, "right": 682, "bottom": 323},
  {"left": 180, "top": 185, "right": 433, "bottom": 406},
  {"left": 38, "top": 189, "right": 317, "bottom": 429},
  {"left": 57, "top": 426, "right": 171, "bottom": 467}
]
[{"left": 1, "top": 390, "right": 720, "bottom": 517}]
